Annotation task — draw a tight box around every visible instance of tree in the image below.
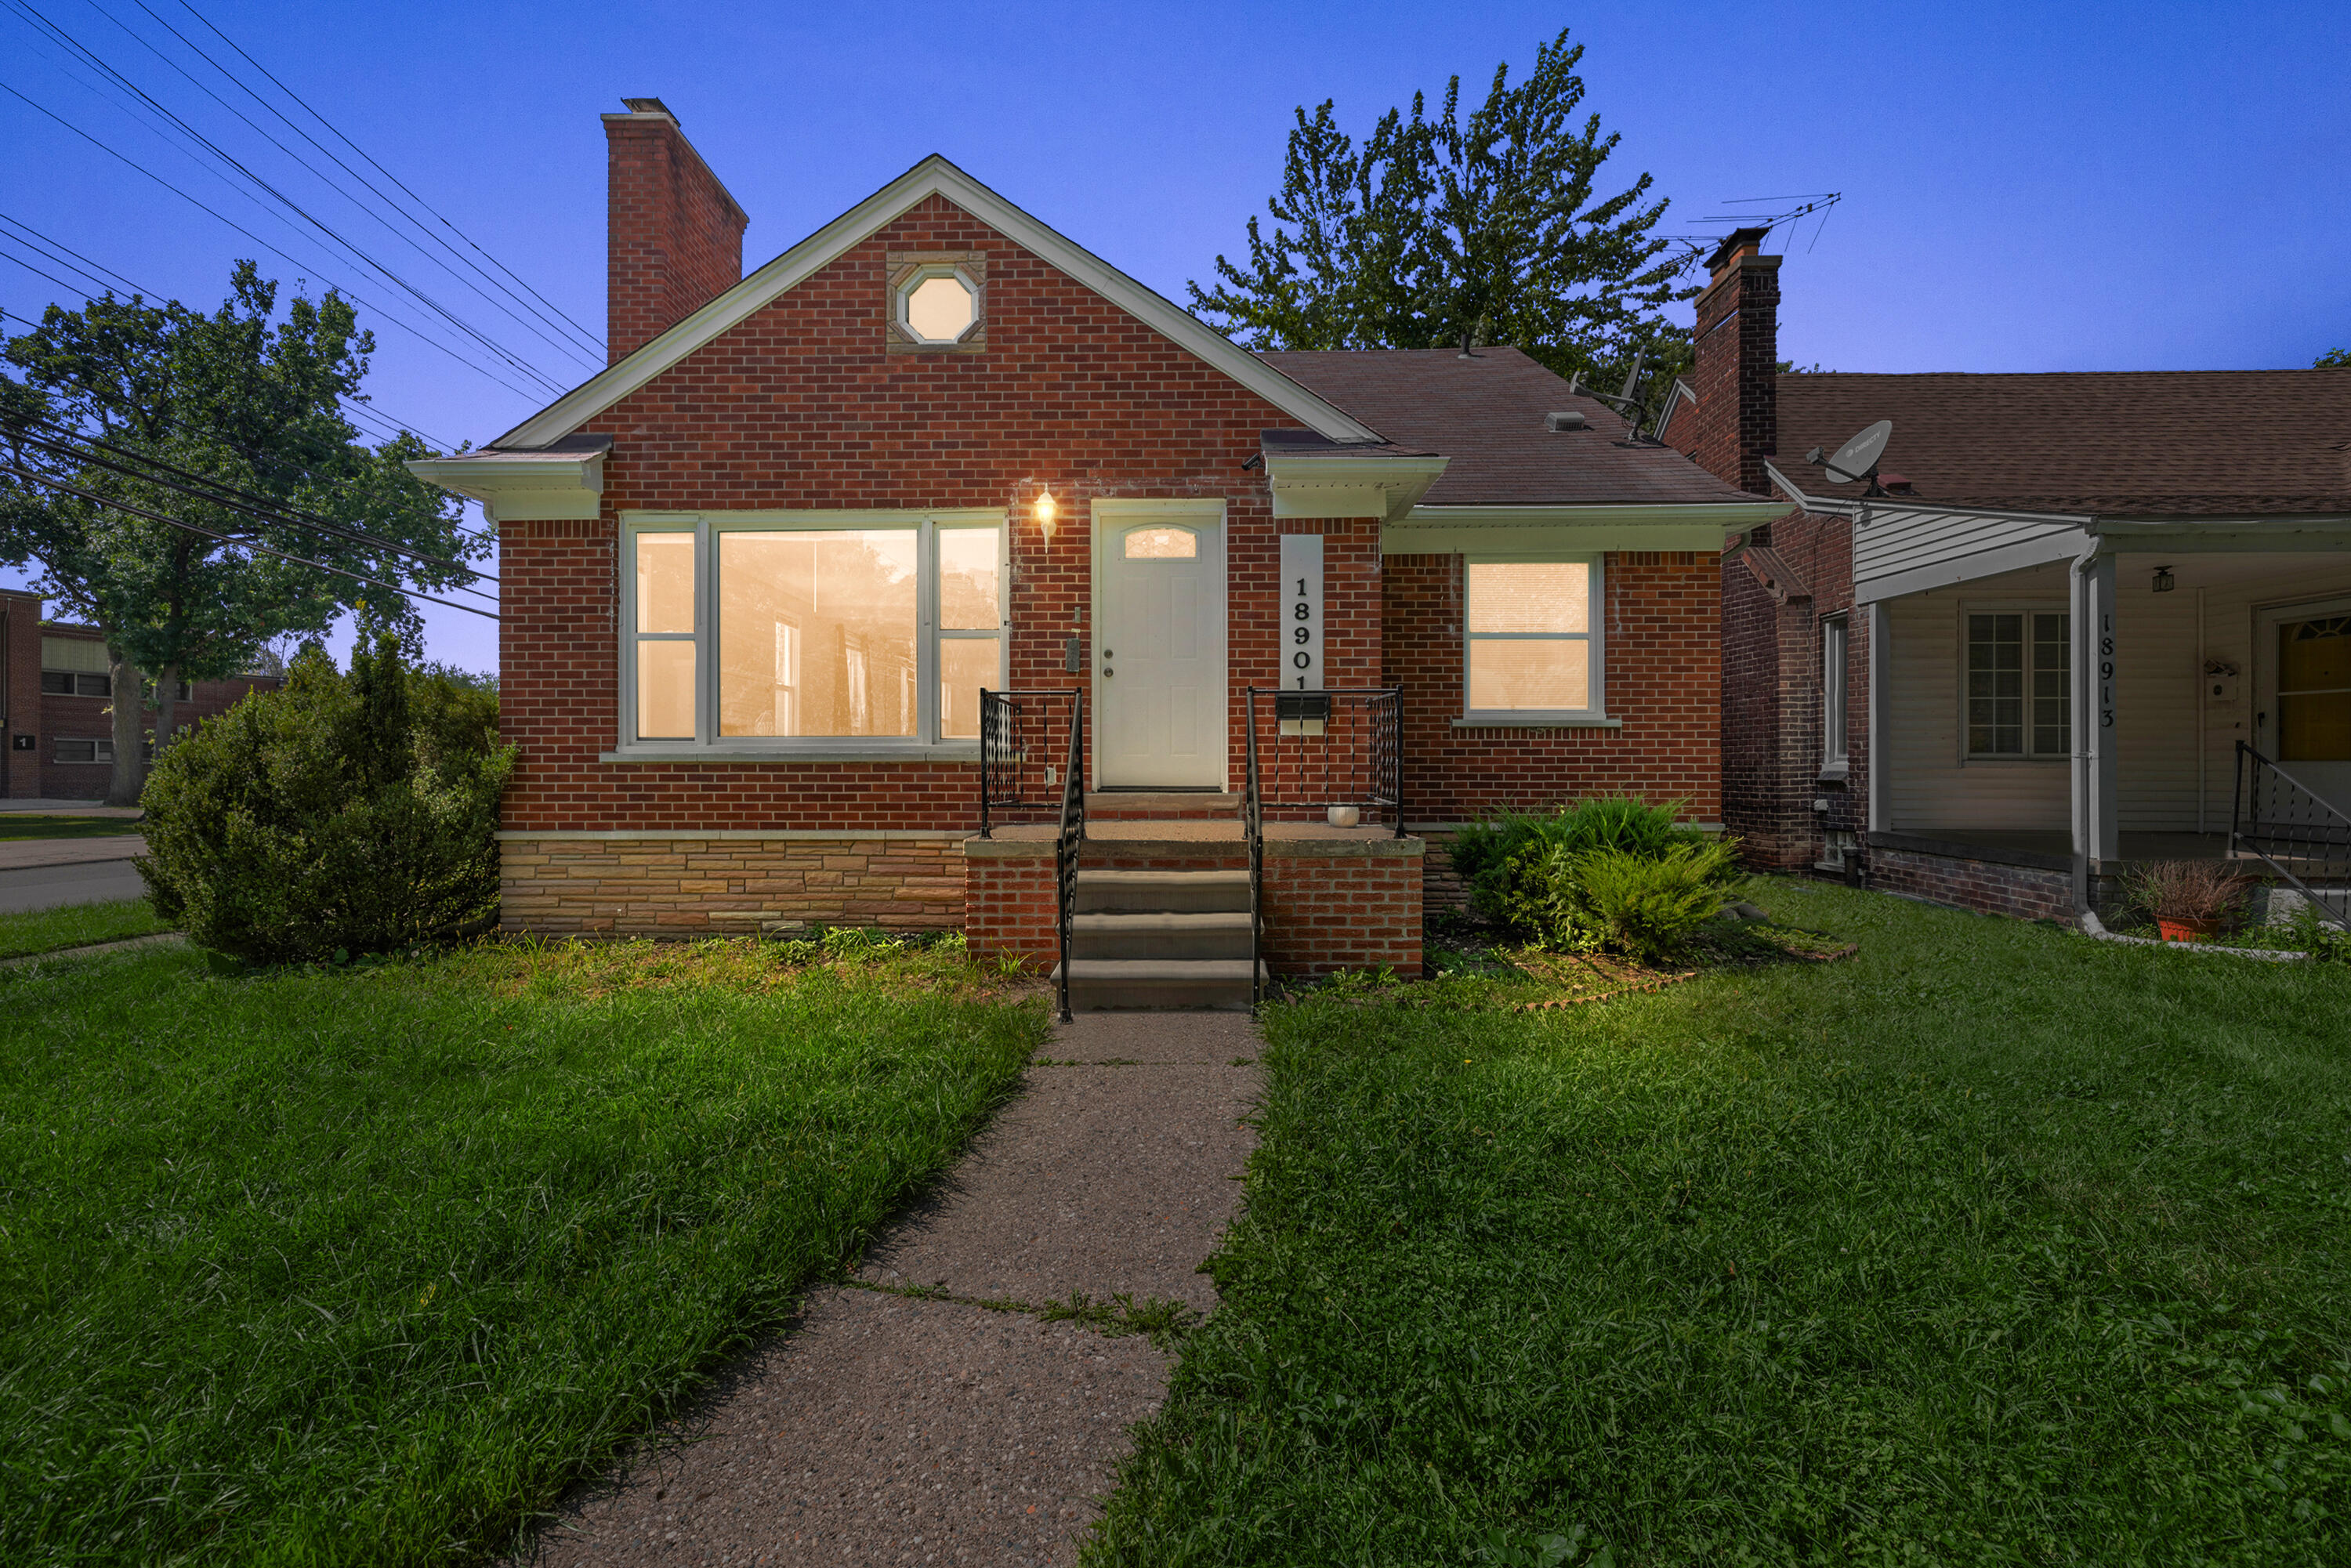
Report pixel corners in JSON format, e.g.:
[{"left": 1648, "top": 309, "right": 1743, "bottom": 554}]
[
  {"left": 1190, "top": 28, "right": 1690, "bottom": 396},
  {"left": 0, "top": 263, "right": 480, "bottom": 805},
  {"left": 2319, "top": 349, "right": 2350, "bottom": 368}
]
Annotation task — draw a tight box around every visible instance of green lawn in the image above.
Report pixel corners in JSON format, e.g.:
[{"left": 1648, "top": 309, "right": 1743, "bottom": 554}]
[
  {"left": 0, "top": 896, "right": 174, "bottom": 959},
  {"left": 0, "top": 814, "right": 142, "bottom": 842},
  {"left": 0, "top": 932, "right": 1042, "bottom": 1565},
  {"left": 1093, "top": 881, "right": 2351, "bottom": 1565}
]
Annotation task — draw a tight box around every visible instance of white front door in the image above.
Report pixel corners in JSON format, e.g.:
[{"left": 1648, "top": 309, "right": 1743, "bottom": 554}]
[
  {"left": 1094, "top": 508, "right": 1226, "bottom": 788},
  {"left": 2256, "top": 596, "right": 2351, "bottom": 815}
]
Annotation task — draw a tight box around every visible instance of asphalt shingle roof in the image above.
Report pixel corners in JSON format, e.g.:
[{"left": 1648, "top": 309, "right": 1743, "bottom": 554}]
[
  {"left": 1259, "top": 347, "right": 1762, "bottom": 509},
  {"left": 1773, "top": 371, "right": 2351, "bottom": 518}
]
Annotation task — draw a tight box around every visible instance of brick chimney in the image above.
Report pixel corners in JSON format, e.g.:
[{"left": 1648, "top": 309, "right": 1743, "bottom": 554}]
[
  {"left": 603, "top": 98, "right": 748, "bottom": 364},
  {"left": 1686, "top": 225, "right": 1780, "bottom": 496}
]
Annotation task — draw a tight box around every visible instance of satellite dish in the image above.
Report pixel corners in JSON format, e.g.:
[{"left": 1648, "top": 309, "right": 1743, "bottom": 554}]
[{"left": 1813, "top": 419, "right": 1892, "bottom": 491}]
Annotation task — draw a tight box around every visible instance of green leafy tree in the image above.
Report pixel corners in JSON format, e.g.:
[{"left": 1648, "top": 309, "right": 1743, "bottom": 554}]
[
  {"left": 1190, "top": 28, "right": 1690, "bottom": 393},
  {"left": 0, "top": 263, "right": 480, "bottom": 805},
  {"left": 2318, "top": 349, "right": 2350, "bottom": 368}
]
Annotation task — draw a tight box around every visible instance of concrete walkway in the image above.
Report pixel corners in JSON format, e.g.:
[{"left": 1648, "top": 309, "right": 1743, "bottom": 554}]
[{"left": 524, "top": 1011, "right": 1263, "bottom": 1567}]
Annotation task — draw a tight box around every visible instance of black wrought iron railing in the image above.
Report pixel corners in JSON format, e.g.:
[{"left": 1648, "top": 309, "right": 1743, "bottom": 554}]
[
  {"left": 1243, "top": 698, "right": 1266, "bottom": 1011},
  {"left": 1240, "top": 686, "right": 1404, "bottom": 836},
  {"left": 978, "top": 689, "right": 1082, "bottom": 838},
  {"left": 1052, "top": 696, "right": 1087, "bottom": 1023},
  {"left": 2231, "top": 740, "right": 2351, "bottom": 932}
]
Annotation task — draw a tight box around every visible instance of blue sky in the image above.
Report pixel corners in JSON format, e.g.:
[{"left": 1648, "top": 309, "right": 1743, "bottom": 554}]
[{"left": 3, "top": 0, "right": 2346, "bottom": 672}]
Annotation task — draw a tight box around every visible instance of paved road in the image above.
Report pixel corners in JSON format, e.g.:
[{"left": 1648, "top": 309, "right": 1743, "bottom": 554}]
[{"left": 0, "top": 853, "right": 148, "bottom": 912}]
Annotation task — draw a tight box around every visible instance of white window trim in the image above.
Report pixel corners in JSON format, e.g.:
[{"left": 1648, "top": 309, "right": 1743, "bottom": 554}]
[
  {"left": 611, "top": 509, "right": 1006, "bottom": 762},
  {"left": 1460, "top": 552, "right": 1607, "bottom": 724},
  {"left": 1820, "top": 612, "right": 1849, "bottom": 779},
  {"left": 1959, "top": 599, "right": 2071, "bottom": 764}
]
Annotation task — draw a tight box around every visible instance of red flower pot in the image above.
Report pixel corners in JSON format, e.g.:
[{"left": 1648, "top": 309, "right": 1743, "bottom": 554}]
[{"left": 2157, "top": 916, "right": 2222, "bottom": 943}]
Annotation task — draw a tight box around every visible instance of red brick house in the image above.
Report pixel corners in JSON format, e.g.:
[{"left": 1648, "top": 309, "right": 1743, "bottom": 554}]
[
  {"left": 1674, "top": 229, "right": 2351, "bottom": 925},
  {"left": 409, "top": 100, "right": 1780, "bottom": 1000},
  {"left": 0, "top": 588, "right": 281, "bottom": 798}
]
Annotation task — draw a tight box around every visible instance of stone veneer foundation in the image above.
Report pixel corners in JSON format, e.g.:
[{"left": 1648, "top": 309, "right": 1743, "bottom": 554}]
[{"left": 498, "top": 832, "right": 966, "bottom": 936}]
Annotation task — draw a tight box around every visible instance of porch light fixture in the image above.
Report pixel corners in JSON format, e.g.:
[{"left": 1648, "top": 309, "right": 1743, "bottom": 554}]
[
  {"left": 2153, "top": 564, "right": 2176, "bottom": 592},
  {"left": 1034, "top": 487, "right": 1058, "bottom": 543}
]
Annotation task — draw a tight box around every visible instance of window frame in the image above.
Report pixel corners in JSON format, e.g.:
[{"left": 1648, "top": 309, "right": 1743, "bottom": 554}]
[
  {"left": 615, "top": 509, "right": 1007, "bottom": 760},
  {"left": 1820, "top": 612, "right": 1849, "bottom": 777},
  {"left": 1960, "top": 601, "right": 2071, "bottom": 762},
  {"left": 1460, "top": 552, "right": 1606, "bottom": 723}
]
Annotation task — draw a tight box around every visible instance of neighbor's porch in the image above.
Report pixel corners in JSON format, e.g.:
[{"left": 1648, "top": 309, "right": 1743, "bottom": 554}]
[{"left": 1861, "top": 545, "right": 2351, "bottom": 920}]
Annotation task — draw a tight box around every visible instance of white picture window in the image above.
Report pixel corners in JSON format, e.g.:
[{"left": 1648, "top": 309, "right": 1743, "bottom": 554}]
[
  {"left": 1965, "top": 610, "right": 2070, "bottom": 759},
  {"left": 623, "top": 514, "right": 1004, "bottom": 751},
  {"left": 1464, "top": 557, "right": 1600, "bottom": 717}
]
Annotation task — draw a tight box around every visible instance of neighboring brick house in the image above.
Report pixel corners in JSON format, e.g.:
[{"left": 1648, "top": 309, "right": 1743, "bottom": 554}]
[
  {"left": 1671, "top": 229, "right": 2351, "bottom": 923},
  {"left": 410, "top": 100, "right": 1782, "bottom": 991},
  {"left": 0, "top": 588, "right": 282, "bottom": 798}
]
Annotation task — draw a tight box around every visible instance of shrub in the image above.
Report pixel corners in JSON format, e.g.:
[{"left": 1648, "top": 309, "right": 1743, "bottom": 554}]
[
  {"left": 1451, "top": 795, "right": 1710, "bottom": 924},
  {"left": 138, "top": 635, "right": 513, "bottom": 963},
  {"left": 1567, "top": 842, "right": 1746, "bottom": 964}
]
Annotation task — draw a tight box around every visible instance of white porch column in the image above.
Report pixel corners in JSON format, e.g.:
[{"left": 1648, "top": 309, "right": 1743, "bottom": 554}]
[
  {"left": 1867, "top": 600, "right": 1892, "bottom": 835},
  {"left": 2077, "top": 553, "right": 2120, "bottom": 864}
]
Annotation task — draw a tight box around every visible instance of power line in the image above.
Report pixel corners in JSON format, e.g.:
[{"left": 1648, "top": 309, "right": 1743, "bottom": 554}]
[
  {"left": 170, "top": 0, "right": 603, "bottom": 357},
  {"left": 134, "top": 0, "right": 604, "bottom": 366},
  {"left": 5, "top": 414, "right": 495, "bottom": 588},
  {"left": 0, "top": 77, "right": 547, "bottom": 400},
  {"left": 0, "top": 292, "right": 454, "bottom": 454},
  {"left": 2, "top": 462, "right": 498, "bottom": 618},
  {"left": 0, "top": 3, "right": 574, "bottom": 396},
  {"left": 82, "top": 0, "right": 603, "bottom": 372}
]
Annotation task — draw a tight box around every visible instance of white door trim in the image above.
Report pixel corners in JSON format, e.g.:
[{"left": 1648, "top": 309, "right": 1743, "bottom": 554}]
[
  {"left": 2253, "top": 592, "right": 2351, "bottom": 799},
  {"left": 1089, "top": 498, "right": 1229, "bottom": 789}
]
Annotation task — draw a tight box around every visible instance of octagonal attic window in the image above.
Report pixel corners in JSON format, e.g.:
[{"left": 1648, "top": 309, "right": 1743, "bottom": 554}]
[{"left": 899, "top": 267, "right": 979, "bottom": 345}]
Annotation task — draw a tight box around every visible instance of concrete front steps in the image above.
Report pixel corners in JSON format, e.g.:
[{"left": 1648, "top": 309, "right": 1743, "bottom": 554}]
[{"left": 1059, "top": 868, "right": 1262, "bottom": 1010}]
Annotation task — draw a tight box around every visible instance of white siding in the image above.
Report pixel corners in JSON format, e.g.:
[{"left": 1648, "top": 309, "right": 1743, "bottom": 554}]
[
  {"left": 1886, "top": 584, "right": 2070, "bottom": 831},
  {"left": 2114, "top": 583, "right": 2199, "bottom": 831},
  {"left": 2186, "top": 559, "right": 2351, "bottom": 831}
]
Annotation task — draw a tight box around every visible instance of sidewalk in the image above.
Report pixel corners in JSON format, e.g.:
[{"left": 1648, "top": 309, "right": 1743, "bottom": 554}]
[
  {"left": 523, "top": 1010, "right": 1263, "bottom": 1566},
  {"left": 0, "top": 835, "right": 145, "bottom": 871}
]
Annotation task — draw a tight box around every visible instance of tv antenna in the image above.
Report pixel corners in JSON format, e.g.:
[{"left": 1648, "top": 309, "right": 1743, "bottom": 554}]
[
  {"left": 1672, "top": 192, "right": 1844, "bottom": 273},
  {"left": 1806, "top": 420, "right": 1893, "bottom": 496},
  {"left": 1566, "top": 354, "right": 1664, "bottom": 443}
]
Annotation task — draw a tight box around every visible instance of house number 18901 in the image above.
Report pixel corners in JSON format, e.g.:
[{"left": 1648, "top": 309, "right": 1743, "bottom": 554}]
[{"left": 1279, "top": 534, "right": 1324, "bottom": 690}]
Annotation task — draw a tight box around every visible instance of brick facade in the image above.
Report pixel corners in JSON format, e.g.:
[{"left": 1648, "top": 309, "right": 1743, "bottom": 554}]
[
  {"left": 964, "top": 833, "right": 1422, "bottom": 977},
  {"left": 1384, "top": 550, "right": 1722, "bottom": 824},
  {"left": 1868, "top": 845, "right": 2075, "bottom": 924},
  {"left": 0, "top": 596, "right": 281, "bottom": 798},
  {"left": 494, "top": 137, "right": 1737, "bottom": 938}
]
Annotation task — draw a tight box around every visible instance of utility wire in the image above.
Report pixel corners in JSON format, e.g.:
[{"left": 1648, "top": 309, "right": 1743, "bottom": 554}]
[
  {"left": 6, "top": 415, "right": 496, "bottom": 587},
  {"left": 2, "top": 463, "right": 499, "bottom": 617},
  {"left": 0, "top": 295, "right": 456, "bottom": 455},
  {"left": 90, "top": 0, "right": 602, "bottom": 371},
  {"left": 0, "top": 304, "right": 492, "bottom": 549},
  {"left": 171, "top": 0, "right": 603, "bottom": 357},
  {"left": 0, "top": 78, "right": 546, "bottom": 400},
  {"left": 127, "top": 0, "right": 607, "bottom": 367},
  {"left": 0, "top": 3, "right": 571, "bottom": 396}
]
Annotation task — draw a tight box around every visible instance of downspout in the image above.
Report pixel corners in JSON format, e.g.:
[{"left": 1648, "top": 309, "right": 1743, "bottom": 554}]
[
  {"left": 2069, "top": 538, "right": 2100, "bottom": 920},
  {"left": 2195, "top": 585, "right": 2207, "bottom": 837}
]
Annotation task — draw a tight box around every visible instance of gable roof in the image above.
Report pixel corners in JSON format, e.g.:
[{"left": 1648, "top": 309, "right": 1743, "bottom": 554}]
[
  {"left": 1776, "top": 370, "right": 2351, "bottom": 518},
  {"left": 490, "top": 155, "right": 1382, "bottom": 451},
  {"left": 1260, "top": 348, "right": 1765, "bottom": 509}
]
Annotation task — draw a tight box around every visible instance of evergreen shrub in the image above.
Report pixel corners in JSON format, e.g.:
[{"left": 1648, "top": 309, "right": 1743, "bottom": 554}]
[{"left": 138, "top": 635, "right": 512, "bottom": 963}]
